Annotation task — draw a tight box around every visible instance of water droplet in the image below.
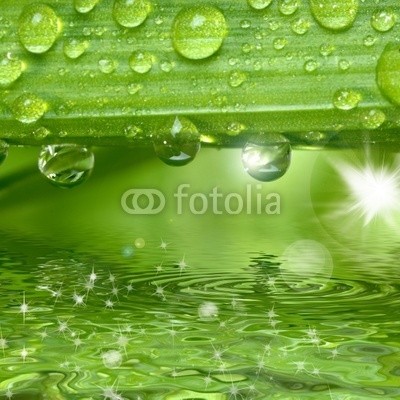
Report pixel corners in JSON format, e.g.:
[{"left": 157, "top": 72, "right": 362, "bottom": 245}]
[
  {"left": 247, "top": 0, "right": 273, "bottom": 10},
  {"left": 38, "top": 144, "right": 95, "bottom": 188},
  {"left": 319, "top": 43, "right": 335, "bottom": 56},
  {"left": 129, "top": 51, "right": 154, "bottom": 74},
  {"left": 229, "top": 70, "right": 247, "bottom": 87},
  {"left": 363, "top": 35, "right": 377, "bottom": 47},
  {"left": 240, "top": 19, "right": 251, "bottom": 29},
  {"left": 33, "top": 127, "right": 51, "bottom": 140},
  {"left": 18, "top": 4, "right": 61, "bottom": 54},
  {"left": 278, "top": 0, "right": 299, "bottom": 16},
  {"left": 273, "top": 37, "right": 288, "bottom": 50},
  {"left": 127, "top": 83, "right": 142, "bottom": 95},
  {"left": 291, "top": 18, "right": 310, "bottom": 35},
  {"left": 0, "top": 140, "right": 8, "bottom": 166},
  {"left": 153, "top": 116, "right": 201, "bottom": 166},
  {"left": 124, "top": 124, "right": 143, "bottom": 138},
  {"left": 63, "top": 38, "right": 89, "bottom": 59},
  {"left": 98, "top": 58, "right": 117, "bottom": 74},
  {"left": 242, "top": 133, "right": 291, "bottom": 182},
  {"left": 361, "top": 109, "right": 386, "bottom": 129},
  {"left": 160, "top": 60, "right": 173, "bottom": 72},
  {"left": 113, "top": 0, "right": 152, "bottom": 28},
  {"left": 0, "top": 54, "right": 23, "bottom": 87},
  {"left": 376, "top": 44, "right": 400, "bottom": 105},
  {"left": 338, "top": 59, "right": 350, "bottom": 71},
  {"left": 310, "top": 0, "right": 358, "bottom": 31},
  {"left": 12, "top": 93, "right": 48, "bottom": 123},
  {"left": 332, "top": 89, "right": 362, "bottom": 110},
  {"left": 371, "top": 9, "right": 396, "bottom": 33},
  {"left": 102, "top": 350, "right": 122, "bottom": 369},
  {"left": 74, "top": 0, "right": 100, "bottom": 14},
  {"left": 171, "top": 6, "right": 228, "bottom": 60},
  {"left": 304, "top": 59, "right": 319, "bottom": 72}
]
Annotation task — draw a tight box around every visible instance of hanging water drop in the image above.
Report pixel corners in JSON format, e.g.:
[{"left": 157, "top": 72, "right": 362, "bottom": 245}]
[
  {"left": 171, "top": 6, "right": 228, "bottom": 60},
  {"left": 12, "top": 93, "right": 48, "bottom": 124},
  {"left": 242, "top": 133, "right": 291, "bottom": 182},
  {"left": 38, "top": 144, "right": 95, "bottom": 188},
  {"left": 0, "top": 140, "right": 8, "bottom": 166},
  {"left": 129, "top": 51, "right": 154, "bottom": 74},
  {"left": 376, "top": 44, "right": 400, "bottom": 105},
  {"left": 371, "top": 9, "right": 396, "bottom": 33},
  {"left": 0, "top": 54, "right": 23, "bottom": 87},
  {"left": 247, "top": 0, "right": 273, "bottom": 10},
  {"left": 153, "top": 117, "right": 201, "bottom": 166},
  {"left": 333, "top": 89, "right": 361, "bottom": 110},
  {"left": 74, "top": 0, "right": 100, "bottom": 14},
  {"left": 310, "top": 0, "right": 358, "bottom": 31},
  {"left": 18, "top": 4, "right": 61, "bottom": 54},
  {"left": 113, "top": 0, "right": 152, "bottom": 28}
]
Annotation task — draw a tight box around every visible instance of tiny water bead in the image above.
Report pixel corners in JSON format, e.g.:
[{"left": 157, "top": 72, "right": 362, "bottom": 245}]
[
  {"left": 310, "top": 0, "right": 358, "bottom": 31},
  {"left": 18, "top": 4, "right": 61, "bottom": 54},
  {"left": 377, "top": 44, "right": 400, "bottom": 105},
  {"left": 74, "top": 0, "right": 100, "bottom": 14},
  {"left": 247, "top": 0, "right": 272, "bottom": 10},
  {"left": 278, "top": 0, "right": 299, "bottom": 16},
  {"left": 242, "top": 133, "right": 291, "bottom": 182},
  {"left": 112, "top": 0, "right": 152, "bottom": 28},
  {"left": 153, "top": 116, "right": 201, "bottom": 166},
  {"left": 362, "top": 109, "right": 386, "bottom": 129},
  {"left": 171, "top": 6, "right": 228, "bottom": 60},
  {"left": 98, "top": 58, "right": 117, "bottom": 74},
  {"left": 129, "top": 51, "right": 154, "bottom": 74},
  {"left": 291, "top": 18, "right": 311, "bottom": 35},
  {"left": 0, "top": 54, "right": 23, "bottom": 87},
  {"left": 12, "top": 93, "right": 48, "bottom": 124},
  {"left": 371, "top": 9, "right": 396, "bottom": 33},
  {"left": 63, "top": 38, "right": 89, "bottom": 59},
  {"left": 333, "top": 89, "right": 362, "bottom": 110},
  {"left": 229, "top": 70, "right": 247, "bottom": 87},
  {"left": 38, "top": 144, "right": 95, "bottom": 188},
  {"left": 0, "top": 140, "right": 8, "bottom": 166}
]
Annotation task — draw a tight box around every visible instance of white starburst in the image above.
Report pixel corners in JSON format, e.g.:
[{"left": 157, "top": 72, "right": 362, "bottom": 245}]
[{"left": 334, "top": 158, "right": 400, "bottom": 226}]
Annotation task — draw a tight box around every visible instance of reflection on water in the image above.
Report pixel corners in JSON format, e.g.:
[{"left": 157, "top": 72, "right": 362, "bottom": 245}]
[
  {"left": 0, "top": 147, "right": 400, "bottom": 399},
  {"left": 0, "top": 231, "right": 399, "bottom": 400}
]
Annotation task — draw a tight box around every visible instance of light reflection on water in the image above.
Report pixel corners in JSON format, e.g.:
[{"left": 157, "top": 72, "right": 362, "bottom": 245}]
[{"left": 0, "top": 230, "right": 399, "bottom": 400}]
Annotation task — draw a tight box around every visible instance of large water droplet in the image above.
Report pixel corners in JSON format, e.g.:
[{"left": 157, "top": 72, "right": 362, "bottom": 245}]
[
  {"left": 247, "top": 0, "right": 272, "bottom": 10},
  {"left": 0, "top": 54, "right": 23, "bottom": 87},
  {"left": 172, "top": 6, "right": 228, "bottom": 60},
  {"left": 38, "top": 144, "right": 95, "bottom": 188},
  {"left": 74, "top": 0, "right": 100, "bottom": 14},
  {"left": 310, "top": 0, "right": 358, "bottom": 31},
  {"left": 12, "top": 93, "right": 48, "bottom": 123},
  {"left": 0, "top": 140, "right": 8, "bottom": 166},
  {"left": 129, "top": 51, "right": 154, "bottom": 74},
  {"left": 332, "top": 89, "right": 361, "bottom": 110},
  {"left": 371, "top": 9, "right": 396, "bottom": 33},
  {"left": 242, "top": 134, "right": 291, "bottom": 182},
  {"left": 113, "top": 0, "right": 152, "bottom": 28},
  {"left": 153, "top": 117, "right": 201, "bottom": 166},
  {"left": 18, "top": 4, "right": 61, "bottom": 54},
  {"left": 63, "top": 38, "right": 89, "bottom": 59},
  {"left": 376, "top": 44, "right": 400, "bottom": 105}
]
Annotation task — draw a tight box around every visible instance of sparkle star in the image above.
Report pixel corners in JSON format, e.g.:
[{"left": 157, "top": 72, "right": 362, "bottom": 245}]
[
  {"left": 177, "top": 256, "right": 189, "bottom": 274},
  {"left": 0, "top": 327, "right": 8, "bottom": 356},
  {"left": 19, "top": 292, "right": 29, "bottom": 324},
  {"left": 159, "top": 239, "right": 170, "bottom": 251}
]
